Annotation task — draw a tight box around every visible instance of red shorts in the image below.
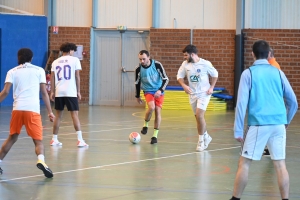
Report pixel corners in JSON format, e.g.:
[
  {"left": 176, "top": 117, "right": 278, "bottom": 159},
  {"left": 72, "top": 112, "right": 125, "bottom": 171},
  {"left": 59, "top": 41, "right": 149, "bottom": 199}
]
[
  {"left": 10, "top": 111, "right": 43, "bottom": 140},
  {"left": 144, "top": 93, "right": 164, "bottom": 108}
]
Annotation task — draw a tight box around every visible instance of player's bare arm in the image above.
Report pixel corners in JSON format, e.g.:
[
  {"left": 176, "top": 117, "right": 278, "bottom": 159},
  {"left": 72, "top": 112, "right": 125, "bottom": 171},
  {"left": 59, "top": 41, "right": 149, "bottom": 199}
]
[
  {"left": 0, "top": 83, "right": 12, "bottom": 102},
  {"left": 75, "top": 70, "right": 81, "bottom": 100},
  {"left": 177, "top": 78, "right": 192, "bottom": 94}
]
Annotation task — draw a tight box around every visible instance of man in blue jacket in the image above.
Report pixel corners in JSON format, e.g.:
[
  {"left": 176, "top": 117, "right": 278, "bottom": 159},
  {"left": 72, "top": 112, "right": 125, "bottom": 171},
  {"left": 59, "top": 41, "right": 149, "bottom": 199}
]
[{"left": 230, "top": 40, "right": 298, "bottom": 200}]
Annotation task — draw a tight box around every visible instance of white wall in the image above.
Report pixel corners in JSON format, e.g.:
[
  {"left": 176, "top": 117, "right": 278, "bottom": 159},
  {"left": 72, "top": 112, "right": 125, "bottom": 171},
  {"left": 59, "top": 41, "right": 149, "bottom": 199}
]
[
  {"left": 158, "top": 0, "right": 236, "bottom": 29},
  {"left": 95, "top": 0, "right": 152, "bottom": 28},
  {"left": 0, "top": 0, "right": 44, "bottom": 15},
  {"left": 245, "top": 0, "right": 300, "bottom": 29},
  {"left": 52, "top": 0, "right": 92, "bottom": 27}
]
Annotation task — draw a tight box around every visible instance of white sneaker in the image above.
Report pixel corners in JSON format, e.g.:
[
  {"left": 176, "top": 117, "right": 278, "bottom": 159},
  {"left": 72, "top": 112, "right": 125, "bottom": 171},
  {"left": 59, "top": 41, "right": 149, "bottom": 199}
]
[
  {"left": 50, "top": 140, "right": 62, "bottom": 146},
  {"left": 204, "top": 133, "right": 212, "bottom": 149},
  {"left": 196, "top": 140, "right": 205, "bottom": 152},
  {"left": 77, "top": 140, "right": 89, "bottom": 147}
]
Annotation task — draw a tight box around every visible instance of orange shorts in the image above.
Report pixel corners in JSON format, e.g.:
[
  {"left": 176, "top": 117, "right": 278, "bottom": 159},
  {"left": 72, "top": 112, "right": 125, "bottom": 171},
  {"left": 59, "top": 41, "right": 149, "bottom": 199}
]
[
  {"left": 144, "top": 93, "right": 164, "bottom": 108},
  {"left": 10, "top": 110, "right": 43, "bottom": 140}
]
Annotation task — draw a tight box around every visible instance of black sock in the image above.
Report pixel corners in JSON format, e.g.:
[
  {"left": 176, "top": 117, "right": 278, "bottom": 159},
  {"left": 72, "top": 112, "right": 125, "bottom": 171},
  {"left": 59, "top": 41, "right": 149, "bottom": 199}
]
[
  {"left": 282, "top": 199, "right": 288, "bottom": 200},
  {"left": 230, "top": 197, "right": 240, "bottom": 200}
]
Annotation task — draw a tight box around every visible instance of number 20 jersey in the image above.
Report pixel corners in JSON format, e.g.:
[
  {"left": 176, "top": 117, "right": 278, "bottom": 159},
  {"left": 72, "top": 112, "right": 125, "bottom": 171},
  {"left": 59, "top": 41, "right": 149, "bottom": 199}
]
[{"left": 51, "top": 55, "right": 82, "bottom": 97}]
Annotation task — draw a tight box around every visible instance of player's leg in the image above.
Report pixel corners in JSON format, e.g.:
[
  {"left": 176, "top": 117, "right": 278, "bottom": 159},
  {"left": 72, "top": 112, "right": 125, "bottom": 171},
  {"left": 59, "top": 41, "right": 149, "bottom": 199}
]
[
  {"left": 51, "top": 97, "right": 64, "bottom": 146},
  {"left": 24, "top": 111, "right": 53, "bottom": 178},
  {"left": 0, "top": 134, "right": 19, "bottom": 160},
  {"left": 273, "top": 160, "right": 289, "bottom": 199},
  {"left": 231, "top": 156, "right": 252, "bottom": 199},
  {"left": 268, "top": 125, "right": 288, "bottom": 199},
  {"left": 141, "top": 94, "right": 155, "bottom": 135},
  {"left": 195, "top": 108, "right": 207, "bottom": 151},
  {"left": 66, "top": 97, "right": 88, "bottom": 147},
  {"left": 0, "top": 110, "right": 23, "bottom": 174},
  {"left": 150, "top": 95, "right": 164, "bottom": 144}
]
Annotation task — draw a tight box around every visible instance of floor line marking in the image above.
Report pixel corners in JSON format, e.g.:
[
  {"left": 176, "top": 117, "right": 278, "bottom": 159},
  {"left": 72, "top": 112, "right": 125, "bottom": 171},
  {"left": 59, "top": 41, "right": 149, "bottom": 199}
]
[{"left": 0, "top": 146, "right": 239, "bottom": 183}]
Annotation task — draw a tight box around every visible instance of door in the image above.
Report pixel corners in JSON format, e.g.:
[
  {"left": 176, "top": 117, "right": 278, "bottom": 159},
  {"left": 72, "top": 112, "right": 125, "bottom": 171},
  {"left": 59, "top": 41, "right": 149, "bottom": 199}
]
[{"left": 91, "top": 30, "right": 149, "bottom": 106}]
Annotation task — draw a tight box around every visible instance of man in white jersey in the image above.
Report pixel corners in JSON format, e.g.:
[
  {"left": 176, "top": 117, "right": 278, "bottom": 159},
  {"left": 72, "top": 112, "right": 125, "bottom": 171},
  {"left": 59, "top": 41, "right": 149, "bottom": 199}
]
[
  {"left": 177, "top": 44, "right": 218, "bottom": 152},
  {"left": 50, "top": 42, "right": 88, "bottom": 147},
  {"left": 0, "top": 48, "right": 55, "bottom": 178}
]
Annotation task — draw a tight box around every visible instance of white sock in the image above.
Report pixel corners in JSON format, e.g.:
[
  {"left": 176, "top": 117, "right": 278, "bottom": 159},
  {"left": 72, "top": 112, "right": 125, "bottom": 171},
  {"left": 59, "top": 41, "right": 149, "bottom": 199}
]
[
  {"left": 37, "top": 154, "right": 45, "bottom": 162},
  {"left": 204, "top": 131, "right": 208, "bottom": 137},
  {"left": 52, "top": 135, "right": 58, "bottom": 140},
  {"left": 77, "top": 131, "right": 83, "bottom": 141},
  {"left": 199, "top": 135, "right": 204, "bottom": 141}
]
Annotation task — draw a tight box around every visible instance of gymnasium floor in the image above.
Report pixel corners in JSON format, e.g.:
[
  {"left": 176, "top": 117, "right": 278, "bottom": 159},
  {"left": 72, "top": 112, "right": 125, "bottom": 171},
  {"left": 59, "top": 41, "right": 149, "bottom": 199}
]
[{"left": 0, "top": 105, "right": 299, "bottom": 200}]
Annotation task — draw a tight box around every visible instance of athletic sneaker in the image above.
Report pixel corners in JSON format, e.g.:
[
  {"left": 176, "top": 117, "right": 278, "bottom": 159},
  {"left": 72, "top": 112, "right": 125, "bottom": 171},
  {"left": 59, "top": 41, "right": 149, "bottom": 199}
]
[
  {"left": 77, "top": 140, "right": 89, "bottom": 147},
  {"left": 141, "top": 127, "right": 148, "bottom": 135},
  {"left": 204, "top": 133, "right": 212, "bottom": 149},
  {"left": 50, "top": 140, "right": 62, "bottom": 146},
  {"left": 196, "top": 140, "right": 205, "bottom": 152},
  {"left": 36, "top": 160, "right": 53, "bottom": 178},
  {"left": 0, "top": 167, "right": 3, "bottom": 175},
  {"left": 263, "top": 148, "right": 270, "bottom": 156},
  {"left": 150, "top": 137, "right": 157, "bottom": 144}
]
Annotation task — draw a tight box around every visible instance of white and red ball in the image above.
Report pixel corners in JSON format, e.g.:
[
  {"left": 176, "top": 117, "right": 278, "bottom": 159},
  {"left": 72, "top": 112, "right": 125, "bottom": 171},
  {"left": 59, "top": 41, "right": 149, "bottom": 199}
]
[{"left": 129, "top": 132, "right": 141, "bottom": 144}]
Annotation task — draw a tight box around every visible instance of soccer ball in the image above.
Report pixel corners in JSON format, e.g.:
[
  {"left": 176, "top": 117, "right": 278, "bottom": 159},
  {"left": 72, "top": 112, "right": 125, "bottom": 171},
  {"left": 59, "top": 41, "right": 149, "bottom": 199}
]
[{"left": 129, "top": 132, "right": 141, "bottom": 144}]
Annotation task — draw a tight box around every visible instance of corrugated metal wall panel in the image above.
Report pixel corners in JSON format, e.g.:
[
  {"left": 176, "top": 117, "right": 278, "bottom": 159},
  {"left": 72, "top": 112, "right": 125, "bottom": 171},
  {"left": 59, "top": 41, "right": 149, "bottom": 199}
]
[
  {"left": 245, "top": 0, "right": 300, "bottom": 29},
  {"left": 159, "top": 0, "right": 236, "bottom": 29},
  {"left": 96, "top": 0, "right": 152, "bottom": 28},
  {"left": 53, "top": 0, "right": 92, "bottom": 26},
  {"left": 0, "top": 0, "right": 44, "bottom": 15}
]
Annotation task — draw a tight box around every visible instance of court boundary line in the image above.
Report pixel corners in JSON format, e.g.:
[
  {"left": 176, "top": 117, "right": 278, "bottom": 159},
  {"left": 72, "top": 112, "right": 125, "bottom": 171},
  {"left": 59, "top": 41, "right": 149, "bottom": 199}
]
[{"left": 0, "top": 146, "right": 239, "bottom": 183}]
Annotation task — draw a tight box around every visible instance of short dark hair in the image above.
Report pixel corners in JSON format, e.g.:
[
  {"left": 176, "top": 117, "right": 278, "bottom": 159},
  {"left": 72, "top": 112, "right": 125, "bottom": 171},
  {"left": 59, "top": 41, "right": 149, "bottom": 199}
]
[
  {"left": 59, "top": 42, "right": 72, "bottom": 53},
  {"left": 252, "top": 40, "right": 270, "bottom": 59},
  {"left": 69, "top": 43, "right": 77, "bottom": 51},
  {"left": 182, "top": 44, "right": 198, "bottom": 54},
  {"left": 18, "top": 48, "right": 33, "bottom": 64},
  {"left": 139, "top": 50, "right": 149, "bottom": 57}
]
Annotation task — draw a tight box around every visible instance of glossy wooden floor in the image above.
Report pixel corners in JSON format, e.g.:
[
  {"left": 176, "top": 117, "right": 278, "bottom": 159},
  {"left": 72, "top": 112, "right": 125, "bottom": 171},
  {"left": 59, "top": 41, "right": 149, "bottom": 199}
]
[{"left": 0, "top": 105, "right": 299, "bottom": 200}]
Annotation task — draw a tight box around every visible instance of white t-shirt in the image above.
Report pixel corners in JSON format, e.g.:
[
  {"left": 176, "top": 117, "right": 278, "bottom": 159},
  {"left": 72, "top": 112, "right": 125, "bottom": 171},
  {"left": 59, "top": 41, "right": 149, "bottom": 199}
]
[
  {"left": 51, "top": 55, "right": 82, "bottom": 97},
  {"left": 5, "top": 63, "right": 46, "bottom": 114},
  {"left": 177, "top": 58, "right": 218, "bottom": 98}
]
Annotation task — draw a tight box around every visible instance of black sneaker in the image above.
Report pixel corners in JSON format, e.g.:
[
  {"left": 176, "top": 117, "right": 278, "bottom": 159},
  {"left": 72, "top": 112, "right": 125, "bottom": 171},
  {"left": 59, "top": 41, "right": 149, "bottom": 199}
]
[
  {"left": 37, "top": 160, "right": 54, "bottom": 178},
  {"left": 0, "top": 167, "right": 3, "bottom": 175},
  {"left": 150, "top": 137, "right": 157, "bottom": 144},
  {"left": 263, "top": 148, "right": 270, "bottom": 156},
  {"left": 141, "top": 127, "right": 148, "bottom": 135}
]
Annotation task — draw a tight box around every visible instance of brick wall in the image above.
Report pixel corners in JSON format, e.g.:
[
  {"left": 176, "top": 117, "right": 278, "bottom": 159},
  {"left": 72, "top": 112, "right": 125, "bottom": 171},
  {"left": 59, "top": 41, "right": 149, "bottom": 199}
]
[
  {"left": 243, "top": 29, "right": 300, "bottom": 106},
  {"left": 150, "top": 28, "right": 236, "bottom": 95},
  {"left": 48, "top": 26, "right": 90, "bottom": 104}
]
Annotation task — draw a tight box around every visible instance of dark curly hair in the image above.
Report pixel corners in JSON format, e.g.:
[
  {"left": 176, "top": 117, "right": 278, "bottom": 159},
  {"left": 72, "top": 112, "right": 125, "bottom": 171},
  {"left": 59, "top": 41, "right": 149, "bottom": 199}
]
[{"left": 18, "top": 48, "right": 33, "bottom": 64}]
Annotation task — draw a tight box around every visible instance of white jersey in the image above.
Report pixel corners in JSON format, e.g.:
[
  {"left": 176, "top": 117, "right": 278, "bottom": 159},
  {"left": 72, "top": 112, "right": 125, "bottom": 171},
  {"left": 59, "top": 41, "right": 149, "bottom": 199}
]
[
  {"left": 51, "top": 55, "right": 81, "bottom": 97},
  {"left": 5, "top": 63, "right": 46, "bottom": 114},
  {"left": 177, "top": 58, "right": 218, "bottom": 98}
]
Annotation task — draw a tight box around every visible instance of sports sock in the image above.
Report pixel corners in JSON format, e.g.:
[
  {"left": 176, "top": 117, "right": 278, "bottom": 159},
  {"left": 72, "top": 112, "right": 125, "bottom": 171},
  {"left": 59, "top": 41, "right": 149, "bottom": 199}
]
[
  {"left": 230, "top": 197, "right": 240, "bottom": 200},
  {"left": 153, "top": 129, "right": 159, "bottom": 138},
  {"left": 77, "top": 131, "right": 83, "bottom": 141},
  {"left": 37, "top": 154, "right": 45, "bottom": 162},
  {"left": 199, "top": 134, "right": 204, "bottom": 141},
  {"left": 143, "top": 120, "right": 149, "bottom": 127},
  {"left": 52, "top": 135, "right": 58, "bottom": 140}
]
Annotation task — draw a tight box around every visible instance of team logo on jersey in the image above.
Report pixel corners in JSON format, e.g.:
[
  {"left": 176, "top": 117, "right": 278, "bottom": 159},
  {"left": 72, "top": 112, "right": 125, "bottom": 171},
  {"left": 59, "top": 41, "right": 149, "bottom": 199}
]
[
  {"left": 197, "top": 69, "right": 201, "bottom": 73},
  {"left": 190, "top": 75, "right": 200, "bottom": 82}
]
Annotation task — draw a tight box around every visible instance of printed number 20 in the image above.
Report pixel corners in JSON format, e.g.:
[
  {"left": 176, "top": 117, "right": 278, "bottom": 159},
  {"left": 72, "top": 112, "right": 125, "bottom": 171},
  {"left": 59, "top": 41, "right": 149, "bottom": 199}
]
[{"left": 56, "top": 65, "right": 71, "bottom": 81}]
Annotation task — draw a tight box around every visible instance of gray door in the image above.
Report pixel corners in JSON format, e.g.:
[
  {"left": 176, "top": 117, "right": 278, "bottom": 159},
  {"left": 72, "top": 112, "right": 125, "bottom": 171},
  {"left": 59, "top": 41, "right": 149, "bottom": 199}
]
[{"left": 91, "top": 30, "right": 149, "bottom": 106}]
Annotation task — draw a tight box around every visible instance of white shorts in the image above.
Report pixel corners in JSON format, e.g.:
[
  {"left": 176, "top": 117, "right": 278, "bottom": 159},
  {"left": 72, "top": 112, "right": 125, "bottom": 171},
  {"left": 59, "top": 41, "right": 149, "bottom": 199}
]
[
  {"left": 190, "top": 94, "right": 211, "bottom": 114},
  {"left": 240, "top": 125, "right": 286, "bottom": 161}
]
